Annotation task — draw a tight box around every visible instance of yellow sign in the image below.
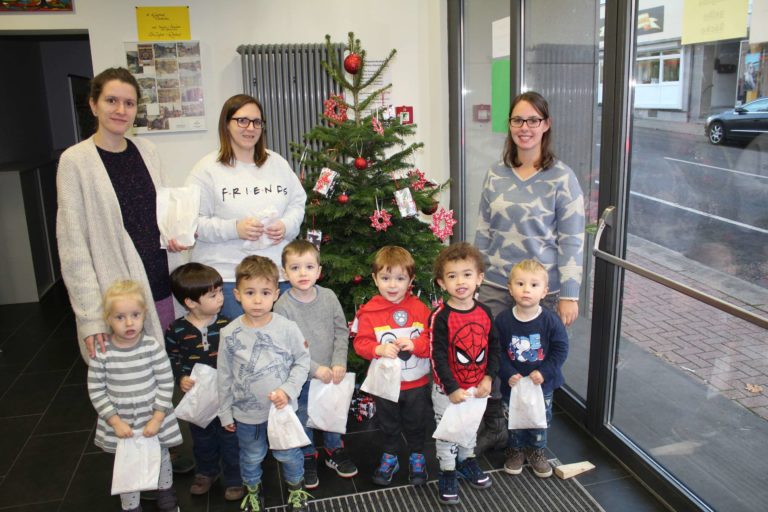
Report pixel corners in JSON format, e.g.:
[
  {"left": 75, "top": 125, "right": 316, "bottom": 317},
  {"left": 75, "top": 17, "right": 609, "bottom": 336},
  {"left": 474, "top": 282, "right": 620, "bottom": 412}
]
[
  {"left": 136, "top": 6, "right": 191, "bottom": 41},
  {"left": 682, "top": 0, "right": 748, "bottom": 45}
]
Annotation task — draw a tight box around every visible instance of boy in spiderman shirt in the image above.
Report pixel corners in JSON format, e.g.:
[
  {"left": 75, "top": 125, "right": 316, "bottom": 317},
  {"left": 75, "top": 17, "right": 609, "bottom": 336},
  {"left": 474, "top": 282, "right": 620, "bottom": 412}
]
[
  {"left": 429, "top": 242, "right": 499, "bottom": 505},
  {"left": 352, "top": 246, "right": 432, "bottom": 487}
]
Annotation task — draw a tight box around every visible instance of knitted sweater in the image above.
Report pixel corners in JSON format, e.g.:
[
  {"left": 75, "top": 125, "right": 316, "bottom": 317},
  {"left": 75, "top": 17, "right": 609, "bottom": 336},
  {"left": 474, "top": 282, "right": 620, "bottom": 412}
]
[
  {"left": 474, "top": 159, "right": 585, "bottom": 298},
  {"left": 57, "top": 136, "right": 168, "bottom": 361},
  {"left": 186, "top": 150, "right": 306, "bottom": 282}
]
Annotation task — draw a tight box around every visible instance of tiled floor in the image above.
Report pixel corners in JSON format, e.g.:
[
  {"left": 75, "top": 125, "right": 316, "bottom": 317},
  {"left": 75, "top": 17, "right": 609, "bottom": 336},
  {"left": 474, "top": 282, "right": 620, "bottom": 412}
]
[{"left": 0, "top": 283, "right": 668, "bottom": 511}]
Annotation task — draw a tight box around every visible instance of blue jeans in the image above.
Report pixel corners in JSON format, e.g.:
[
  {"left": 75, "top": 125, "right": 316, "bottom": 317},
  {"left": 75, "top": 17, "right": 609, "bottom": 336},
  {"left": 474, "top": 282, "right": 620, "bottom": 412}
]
[
  {"left": 296, "top": 380, "right": 343, "bottom": 456},
  {"left": 222, "top": 281, "right": 291, "bottom": 320},
  {"left": 190, "top": 417, "right": 241, "bottom": 487},
  {"left": 235, "top": 420, "right": 304, "bottom": 486},
  {"left": 508, "top": 391, "right": 553, "bottom": 450}
]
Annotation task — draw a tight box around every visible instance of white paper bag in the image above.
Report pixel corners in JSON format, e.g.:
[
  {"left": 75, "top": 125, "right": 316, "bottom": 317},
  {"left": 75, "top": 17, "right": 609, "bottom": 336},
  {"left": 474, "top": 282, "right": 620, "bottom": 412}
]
[
  {"left": 174, "top": 363, "right": 219, "bottom": 428},
  {"left": 242, "top": 207, "right": 279, "bottom": 250},
  {"left": 360, "top": 357, "right": 401, "bottom": 402},
  {"left": 157, "top": 185, "right": 200, "bottom": 248},
  {"left": 111, "top": 431, "right": 161, "bottom": 495},
  {"left": 507, "top": 377, "right": 548, "bottom": 430},
  {"left": 432, "top": 388, "right": 489, "bottom": 445},
  {"left": 307, "top": 373, "right": 355, "bottom": 433},
  {"left": 267, "top": 403, "right": 311, "bottom": 450}
]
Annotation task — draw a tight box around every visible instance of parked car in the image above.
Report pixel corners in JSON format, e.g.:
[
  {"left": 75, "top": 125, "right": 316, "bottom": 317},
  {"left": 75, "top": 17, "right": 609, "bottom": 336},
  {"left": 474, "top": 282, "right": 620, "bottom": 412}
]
[{"left": 706, "top": 97, "right": 768, "bottom": 145}]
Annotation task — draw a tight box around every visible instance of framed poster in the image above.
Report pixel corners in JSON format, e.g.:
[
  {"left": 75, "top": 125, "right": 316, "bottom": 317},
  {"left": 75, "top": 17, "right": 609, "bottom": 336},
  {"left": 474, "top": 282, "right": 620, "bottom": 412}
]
[
  {"left": 0, "top": 1, "right": 73, "bottom": 13},
  {"left": 125, "top": 41, "right": 205, "bottom": 134}
]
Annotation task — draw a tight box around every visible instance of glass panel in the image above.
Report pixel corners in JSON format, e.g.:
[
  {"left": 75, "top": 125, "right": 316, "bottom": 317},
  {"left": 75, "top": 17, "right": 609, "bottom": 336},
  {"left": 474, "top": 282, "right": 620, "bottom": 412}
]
[
  {"left": 462, "top": 0, "right": 510, "bottom": 240},
  {"left": 520, "top": 0, "right": 602, "bottom": 402},
  {"left": 637, "top": 59, "right": 660, "bottom": 83},
  {"left": 615, "top": 0, "right": 768, "bottom": 508},
  {"left": 613, "top": 271, "right": 768, "bottom": 510}
]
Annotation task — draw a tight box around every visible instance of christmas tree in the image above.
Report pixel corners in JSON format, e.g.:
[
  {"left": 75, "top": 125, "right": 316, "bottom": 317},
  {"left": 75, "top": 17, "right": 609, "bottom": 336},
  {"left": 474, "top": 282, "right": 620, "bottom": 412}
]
[{"left": 294, "top": 32, "right": 453, "bottom": 320}]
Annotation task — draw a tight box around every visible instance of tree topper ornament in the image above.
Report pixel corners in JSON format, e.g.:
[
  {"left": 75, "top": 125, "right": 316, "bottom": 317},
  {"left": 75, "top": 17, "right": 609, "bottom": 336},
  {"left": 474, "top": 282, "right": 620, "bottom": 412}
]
[{"left": 430, "top": 206, "right": 457, "bottom": 241}]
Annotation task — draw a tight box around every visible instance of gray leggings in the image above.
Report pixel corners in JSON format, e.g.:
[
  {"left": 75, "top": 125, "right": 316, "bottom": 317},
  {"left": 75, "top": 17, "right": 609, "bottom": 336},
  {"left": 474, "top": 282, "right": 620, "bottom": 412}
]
[{"left": 119, "top": 447, "right": 173, "bottom": 510}]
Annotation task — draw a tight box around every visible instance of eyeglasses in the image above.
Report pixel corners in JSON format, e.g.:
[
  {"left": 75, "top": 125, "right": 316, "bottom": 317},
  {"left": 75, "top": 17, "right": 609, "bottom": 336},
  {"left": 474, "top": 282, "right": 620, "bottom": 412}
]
[
  {"left": 232, "top": 117, "right": 266, "bottom": 129},
  {"left": 509, "top": 117, "right": 545, "bottom": 128}
]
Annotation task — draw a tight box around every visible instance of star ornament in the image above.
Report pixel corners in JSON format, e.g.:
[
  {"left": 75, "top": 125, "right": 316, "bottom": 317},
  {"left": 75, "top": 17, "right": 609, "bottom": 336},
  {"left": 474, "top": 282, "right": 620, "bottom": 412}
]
[
  {"left": 408, "top": 169, "right": 427, "bottom": 190},
  {"left": 430, "top": 207, "right": 457, "bottom": 241},
  {"left": 370, "top": 208, "right": 393, "bottom": 231}
]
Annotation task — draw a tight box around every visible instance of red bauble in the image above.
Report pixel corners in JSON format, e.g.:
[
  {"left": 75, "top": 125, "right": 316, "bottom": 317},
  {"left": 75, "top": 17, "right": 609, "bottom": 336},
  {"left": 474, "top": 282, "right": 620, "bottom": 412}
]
[
  {"left": 344, "top": 53, "right": 362, "bottom": 74},
  {"left": 354, "top": 157, "right": 368, "bottom": 170},
  {"left": 421, "top": 201, "right": 439, "bottom": 215},
  {"left": 352, "top": 275, "right": 363, "bottom": 285},
  {"left": 338, "top": 193, "right": 349, "bottom": 204}
]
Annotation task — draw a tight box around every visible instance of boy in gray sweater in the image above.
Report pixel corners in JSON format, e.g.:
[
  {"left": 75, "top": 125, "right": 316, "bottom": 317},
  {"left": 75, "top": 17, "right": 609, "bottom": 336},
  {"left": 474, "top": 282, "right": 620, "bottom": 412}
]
[
  {"left": 217, "top": 255, "right": 310, "bottom": 512},
  {"left": 273, "top": 240, "right": 358, "bottom": 490}
]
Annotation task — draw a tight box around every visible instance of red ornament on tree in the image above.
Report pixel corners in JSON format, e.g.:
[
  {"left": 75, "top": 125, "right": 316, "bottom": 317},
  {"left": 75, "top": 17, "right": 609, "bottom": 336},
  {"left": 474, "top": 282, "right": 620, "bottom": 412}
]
[
  {"left": 344, "top": 53, "right": 362, "bottom": 74},
  {"left": 354, "top": 157, "right": 368, "bottom": 170},
  {"left": 338, "top": 192, "right": 349, "bottom": 204},
  {"left": 421, "top": 200, "right": 439, "bottom": 215},
  {"left": 352, "top": 275, "right": 363, "bottom": 285}
]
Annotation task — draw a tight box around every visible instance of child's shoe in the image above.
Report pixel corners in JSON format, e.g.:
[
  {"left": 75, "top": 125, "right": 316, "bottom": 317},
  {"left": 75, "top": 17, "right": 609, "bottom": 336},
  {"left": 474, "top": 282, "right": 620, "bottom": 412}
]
[
  {"left": 286, "top": 480, "right": 312, "bottom": 512},
  {"left": 303, "top": 453, "right": 319, "bottom": 489},
  {"left": 371, "top": 452, "right": 399, "bottom": 486},
  {"left": 456, "top": 457, "right": 492, "bottom": 488},
  {"left": 156, "top": 487, "right": 178, "bottom": 512},
  {"left": 240, "top": 483, "right": 264, "bottom": 512},
  {"left": 190, "top": 473, "right": 215, "bottom": 495},
  {"left": 408, "top": 452, "right": 428, "bottom": 486},
  {"left": 438, "top": 470, "right": 460, "bottom": 505},
  {"left": 503, "top": 447, "right": 525, "bottom": 475},
  {"left": 525, "top": 447, "right": 553, "bottom": 478},
  {"left": 224, "top": 485, "right": 245, "bottom": 501},
  {"left": 325, "top": 447, "right": 358, "bottom": 477}
]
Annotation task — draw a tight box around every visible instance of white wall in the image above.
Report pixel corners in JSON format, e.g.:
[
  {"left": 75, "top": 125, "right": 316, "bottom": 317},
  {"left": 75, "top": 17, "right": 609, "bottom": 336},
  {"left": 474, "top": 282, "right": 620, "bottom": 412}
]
[{"left": 0, "top": 0, "right": 449, "bottom": 189}]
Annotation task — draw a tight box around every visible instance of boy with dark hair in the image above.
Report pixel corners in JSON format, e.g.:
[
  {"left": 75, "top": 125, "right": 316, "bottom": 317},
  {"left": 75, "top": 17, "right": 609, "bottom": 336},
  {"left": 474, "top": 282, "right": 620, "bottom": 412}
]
[
  {"left": 165, "top": 262, "right": 242, "bottom": 501},
  {"left": 430, "top": 242, "right": 499, "bottom": 504},
  {"left": 218, "top": 255, "right": 311, "bottom": 512},
  {"left": 274, "top": 240, "right": 357, "bottom": 490},
  {"left": 353, "top": 246, "right": 432, "bottom": 487}
]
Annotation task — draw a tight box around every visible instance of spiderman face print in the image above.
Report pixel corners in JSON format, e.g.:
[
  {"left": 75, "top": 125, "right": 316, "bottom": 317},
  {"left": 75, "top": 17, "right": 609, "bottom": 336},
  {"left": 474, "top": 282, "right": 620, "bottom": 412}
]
[{"left": 450, "top": 322, "right": 487, "bottom": 387}]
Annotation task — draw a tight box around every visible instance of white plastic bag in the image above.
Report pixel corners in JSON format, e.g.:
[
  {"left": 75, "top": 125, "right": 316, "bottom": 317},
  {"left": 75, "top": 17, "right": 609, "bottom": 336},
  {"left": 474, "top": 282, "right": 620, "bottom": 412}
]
[
  {"left": 360, "top": 357, "right": 401, "bottom": 402},
  {"left": 174, "top": 363, "right": 219, "bottom": 428},
  {"left": 432, "top": 388, "right": 488, "bottom": 445},
  {"left": 242, "top": 207, "right": 279, "bottom": 251},
  {"left": 307, "top": 373, "right": 355, "bottom": 433},
  {"left": 111, "top": 431, "right": 161, "bottom": 495},
  {"left": 157, "top": 185, "right": 200, "bottom": 248},
  {"left": 267, "top": 403, "right": 311, "bottom": 450},
  {"left": 507, "top": 376, "right": 548, "bottom": 430}
]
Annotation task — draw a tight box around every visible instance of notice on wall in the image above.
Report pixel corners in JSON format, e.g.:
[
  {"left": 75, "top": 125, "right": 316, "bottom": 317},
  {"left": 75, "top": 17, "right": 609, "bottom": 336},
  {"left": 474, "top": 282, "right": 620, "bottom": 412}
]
[
  {"left": 681, "top": 0, "right": 748, "bottom": 45},
  {"left": 136, "top": 6, "right": 191, "bottom": 41},
  {"left": 125, "top": 41, "right": 205, "bottom": 134},
  {"left": 354, "top": 58, "right": 393, "bottom": 119}
]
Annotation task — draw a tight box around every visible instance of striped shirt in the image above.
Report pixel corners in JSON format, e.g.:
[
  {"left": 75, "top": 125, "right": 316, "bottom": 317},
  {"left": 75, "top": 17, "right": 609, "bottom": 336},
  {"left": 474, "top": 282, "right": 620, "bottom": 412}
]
[{"left": 87, "top": 334, "right": 182, "bottom": 453}]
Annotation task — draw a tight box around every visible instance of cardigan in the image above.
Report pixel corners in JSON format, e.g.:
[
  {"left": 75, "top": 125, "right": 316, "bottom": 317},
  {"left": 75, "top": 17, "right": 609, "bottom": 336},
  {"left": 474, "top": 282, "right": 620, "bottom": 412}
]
[{"left": 57, "top": 136, "right": 169, "bottom": 361}]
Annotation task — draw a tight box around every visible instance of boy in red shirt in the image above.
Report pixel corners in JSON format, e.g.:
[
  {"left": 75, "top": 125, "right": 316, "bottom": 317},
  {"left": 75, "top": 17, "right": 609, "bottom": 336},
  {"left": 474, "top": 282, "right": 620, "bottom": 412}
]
[{"left": 353, "top": 246, "right": 432, "bottom": 487}]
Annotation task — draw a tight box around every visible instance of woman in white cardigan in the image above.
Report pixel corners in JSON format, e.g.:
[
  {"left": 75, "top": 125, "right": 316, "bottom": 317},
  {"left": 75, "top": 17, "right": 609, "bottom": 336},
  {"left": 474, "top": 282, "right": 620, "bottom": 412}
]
[{"left": 57, "top": 67, "right": 184, "bottom": 362}]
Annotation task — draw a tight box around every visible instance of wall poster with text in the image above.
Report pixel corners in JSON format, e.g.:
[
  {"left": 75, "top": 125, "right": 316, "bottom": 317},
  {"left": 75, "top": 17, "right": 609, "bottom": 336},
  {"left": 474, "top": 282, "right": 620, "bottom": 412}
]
[{"left": 125, "top": 41, "right": 205, "bottom": 134}]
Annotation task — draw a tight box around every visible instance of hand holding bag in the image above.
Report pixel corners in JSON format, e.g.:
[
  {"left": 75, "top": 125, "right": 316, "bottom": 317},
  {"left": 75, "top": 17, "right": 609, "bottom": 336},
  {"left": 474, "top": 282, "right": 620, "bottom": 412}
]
[
  {"left": 267, "top": 403, "right": 311, "bottom": 450},
  {"left": 507, "top": 376, "right": 548, "bottom": 430},
  {"left": 432, "top": 388, "right": 489, "bottom": 445},
  {"left": 307, "top": 373, "right": 356, "bottom": 433},
  {"left": 174, "top": 363, "right": 219, "bottom": 428},
  {"left": 111, "top": 431, "right": 161, "bottom": 495},
  {"left": 360, "top": 357, "right": 401, "bottom": 402}
]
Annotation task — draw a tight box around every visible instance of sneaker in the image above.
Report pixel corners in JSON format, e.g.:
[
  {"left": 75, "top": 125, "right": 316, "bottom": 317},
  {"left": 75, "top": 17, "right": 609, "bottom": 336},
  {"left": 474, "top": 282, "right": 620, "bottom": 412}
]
[
  {"left": 408, "top": 453, "right": 427, "bottom": 486},
  {"left": 304, "top": 454, "right": 319, "bottom": 489},
  {"left": 156, "top": 487, "right": 179, "bottom": 512},
  {"left": 503, "top": 447, "right": 525, "bottom": 475},
  {"left": 241, "top": 484, "right": 264, "bottom": 512},
  {"left": 190, "top": 473, "right": 215, "bottom": 495},
  {"left": 438, "top": 470, "right": 460, "bottom": 505},
  {"left": 371, "top": 452, "right": 399, "bottom": 486},
  {"left": 224, "top": 485, "right": 245, "bottom": 501},
  {"left": 325, "top": 448, "right": 358, "bottom": 478},
  {"left": 456, "top": 458, "right": 492, "bottom": 489},
  {"left": 525, "top": 448, "right": 552, "bottom": 478},
  {"left": 286, "top": 481, "right": 312, "bottom": 512}
]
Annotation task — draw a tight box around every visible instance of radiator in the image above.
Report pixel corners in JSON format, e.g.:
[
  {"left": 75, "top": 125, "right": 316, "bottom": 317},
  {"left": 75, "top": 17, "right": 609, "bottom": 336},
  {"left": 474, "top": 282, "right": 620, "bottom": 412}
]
[{"left": 237, "top": 43, "right": 344, "bottom": 171}]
